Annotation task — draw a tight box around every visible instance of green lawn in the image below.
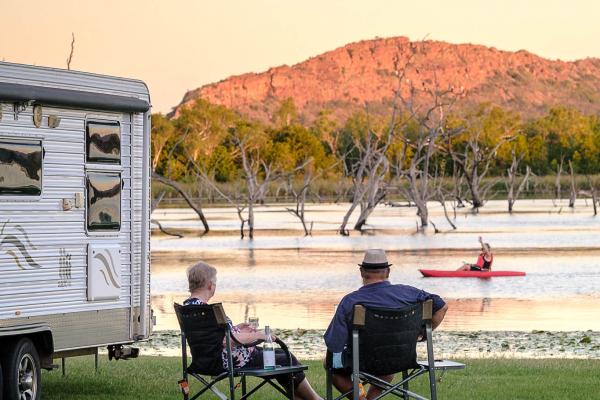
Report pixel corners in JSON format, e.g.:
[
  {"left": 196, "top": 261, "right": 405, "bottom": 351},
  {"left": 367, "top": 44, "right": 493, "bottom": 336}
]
[{"left": 42, "top": 356, "right": 600, "bottom": 400}]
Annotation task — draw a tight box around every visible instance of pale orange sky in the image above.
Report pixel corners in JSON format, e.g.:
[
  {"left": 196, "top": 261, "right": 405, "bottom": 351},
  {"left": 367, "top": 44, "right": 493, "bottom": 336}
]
[{"left": 1, "top": 0, "right": 599, "bottom": 113}]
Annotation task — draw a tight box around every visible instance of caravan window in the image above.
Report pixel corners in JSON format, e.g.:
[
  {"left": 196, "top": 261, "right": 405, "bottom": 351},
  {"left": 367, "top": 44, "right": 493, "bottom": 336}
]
[
  {"left": 86, "top": 121, "right": 121, "bottom": 164},
  {"left": 0, "top": 138, "right": 42, "bottom": 196},
  {"left": 87, "top": 172, "right": 121, "bottom": 231}
]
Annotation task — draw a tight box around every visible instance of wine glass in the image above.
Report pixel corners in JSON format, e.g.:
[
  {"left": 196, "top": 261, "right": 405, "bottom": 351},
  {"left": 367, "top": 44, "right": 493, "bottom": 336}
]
[{"left": 248, "top": 316, "right": 259, "bottom": 331}]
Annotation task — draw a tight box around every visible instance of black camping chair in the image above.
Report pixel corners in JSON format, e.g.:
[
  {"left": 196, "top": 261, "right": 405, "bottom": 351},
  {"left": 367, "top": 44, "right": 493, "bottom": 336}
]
[
  {"left": 325, "top": 300, "right": 465, "bottom": 400},
  {"left": 174, "top": 302, "right": 307, "bottom": 400}
]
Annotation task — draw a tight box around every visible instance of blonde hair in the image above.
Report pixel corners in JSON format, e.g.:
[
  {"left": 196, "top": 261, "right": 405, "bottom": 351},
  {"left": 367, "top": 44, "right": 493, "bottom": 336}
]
[{"left": 187, "top": 261, "right": 217, "bottom": 292}]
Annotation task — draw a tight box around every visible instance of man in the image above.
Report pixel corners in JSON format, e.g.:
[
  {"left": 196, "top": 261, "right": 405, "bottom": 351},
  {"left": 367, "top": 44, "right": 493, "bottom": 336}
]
[{"left": 324, "top": 249, "right": 448, "bottom": 400}]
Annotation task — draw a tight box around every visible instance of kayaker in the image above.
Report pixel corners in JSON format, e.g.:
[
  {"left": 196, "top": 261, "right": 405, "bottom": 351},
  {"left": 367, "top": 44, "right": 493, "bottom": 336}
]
[{"left": 457, "top": 236, "right": 493, "bottom": 271}]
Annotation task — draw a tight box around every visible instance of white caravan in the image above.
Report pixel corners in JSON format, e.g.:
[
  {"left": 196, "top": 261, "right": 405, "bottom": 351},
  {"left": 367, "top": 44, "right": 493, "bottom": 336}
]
[{"left": 0, "top": 62, "right": 152, "bottom": 400}]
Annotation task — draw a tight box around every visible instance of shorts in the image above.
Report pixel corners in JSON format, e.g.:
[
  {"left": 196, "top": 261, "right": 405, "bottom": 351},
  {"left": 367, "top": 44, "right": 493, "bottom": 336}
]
[
  {"left": 243, "top": 347, "right": 305, "bottom": 388},
  {"left": 470, "top": 265, "right": 487, "bottom": 271}
]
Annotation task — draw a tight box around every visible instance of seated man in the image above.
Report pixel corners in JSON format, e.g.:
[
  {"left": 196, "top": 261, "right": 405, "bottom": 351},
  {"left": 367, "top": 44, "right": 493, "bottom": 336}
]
[{"left": 324, "top": 249, "right": 448, "bottom": 400}]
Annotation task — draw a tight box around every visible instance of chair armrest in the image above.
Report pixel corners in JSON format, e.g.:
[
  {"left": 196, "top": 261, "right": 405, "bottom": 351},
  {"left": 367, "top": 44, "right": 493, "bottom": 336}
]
[{"left": 275, "top": 338, "right": 293, "bottom": 367}]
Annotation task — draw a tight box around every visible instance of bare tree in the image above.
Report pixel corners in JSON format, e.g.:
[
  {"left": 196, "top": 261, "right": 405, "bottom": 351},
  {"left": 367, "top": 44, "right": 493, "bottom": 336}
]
[
  {"left": 506, "top": 149, "right": 531, "bottom": 213},
  {"left": 568, "top": 160, "right": 577, "bottom": 208},
  {"left": 151, "top": 130, "right": 210, "bottom": 233},
  {"left": 392, "top": 72, "right": 464, "bottom": 229},
  {"left": 446, "top": 133, "right": 514, "bottom": 210},
  {"left": 285, "top": 168, "right": 315, "bottom": 236},
  {"left": 337, "top": 109, "right": 399, "bottom": 235},
  {"left": 66, "top": 33, "right": 75, "bottom": 70},
  {"left": 431, "top": 164, "right": 457, "bottom": 230},
  {"left": 581, "top": 176, "right": 598, "bottom": 216},
  {"left": 553, "top": 157, "right": 564, "bottom": 206}
]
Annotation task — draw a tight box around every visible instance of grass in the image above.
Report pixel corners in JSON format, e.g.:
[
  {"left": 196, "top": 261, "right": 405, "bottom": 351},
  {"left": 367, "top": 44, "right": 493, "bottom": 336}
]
[{"left": 42, "top": 356, "right": 600, "bottom": 399}]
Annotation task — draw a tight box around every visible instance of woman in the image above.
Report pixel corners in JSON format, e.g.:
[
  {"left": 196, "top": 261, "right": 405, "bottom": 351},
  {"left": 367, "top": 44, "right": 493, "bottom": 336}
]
[
  {"left": 184, "top": 261, "right": 323, "bottom": 400},
  {"left": 457, "top": 236, "right": 493, "bottom": 271}
]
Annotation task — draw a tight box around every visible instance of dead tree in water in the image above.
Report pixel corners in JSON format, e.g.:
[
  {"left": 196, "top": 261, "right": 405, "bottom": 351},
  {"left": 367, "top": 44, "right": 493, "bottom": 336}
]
[
  {"left": 432, "top": 165, "right": 457, "bottom": 230},
  {"left": 285, "top": 170, "right": 314, "bottom": 236},
  {"left": 445, "top": 106, "right": 518, "bottom": 210},
  {"left": 151, "top": 126, "right": 210, "bottom": 233},
  {"left": 338, "top": 123, "right": 393, "bottom": 235},
  {"left": 553, "top": 157, "right": 564, "bottom": 206},
  {"left": 568, "top": 160, "right": 577, "bottom": 208},
  {"left": 394, "top": 83, "right": 463, "bottom": 229},
  {"left": 582, "top": 176, "right": 598, "bottom": 216},
  {"left": 506, "top": 149, "right": 531, "bottom": 213}
]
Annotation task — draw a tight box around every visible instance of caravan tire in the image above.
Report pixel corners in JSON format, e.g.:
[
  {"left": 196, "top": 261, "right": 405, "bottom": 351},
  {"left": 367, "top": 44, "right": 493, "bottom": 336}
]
[{"left": 1, "top": 338, "right": 41, "bottom": 400}]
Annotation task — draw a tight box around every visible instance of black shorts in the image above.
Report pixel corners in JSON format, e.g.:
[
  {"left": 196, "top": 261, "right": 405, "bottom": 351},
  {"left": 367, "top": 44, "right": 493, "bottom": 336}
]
[{"left": 243, "top": 348, "right": 305, "bottom": 388}]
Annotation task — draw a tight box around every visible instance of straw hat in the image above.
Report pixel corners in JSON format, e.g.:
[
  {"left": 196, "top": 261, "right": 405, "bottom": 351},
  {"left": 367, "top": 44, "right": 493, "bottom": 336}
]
[{"left": 358, "top": 249, "right": 392, "bottom": 269}]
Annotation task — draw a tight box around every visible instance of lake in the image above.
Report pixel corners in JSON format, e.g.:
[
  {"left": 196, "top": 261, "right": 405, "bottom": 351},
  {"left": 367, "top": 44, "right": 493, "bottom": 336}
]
[{"left": 151, "top": 199, "right": 600, "bottom": 332}]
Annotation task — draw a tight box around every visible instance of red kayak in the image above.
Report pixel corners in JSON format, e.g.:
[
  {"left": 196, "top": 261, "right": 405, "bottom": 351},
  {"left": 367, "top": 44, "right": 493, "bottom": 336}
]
[{"left": 419, "top": 269, "right": 526, "bottom": 278}]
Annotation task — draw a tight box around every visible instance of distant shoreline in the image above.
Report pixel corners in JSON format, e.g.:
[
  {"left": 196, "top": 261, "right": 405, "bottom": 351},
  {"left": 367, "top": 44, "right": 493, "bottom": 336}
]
[{"left": 139, "top": 329, "right": 600, "bottom": 360}]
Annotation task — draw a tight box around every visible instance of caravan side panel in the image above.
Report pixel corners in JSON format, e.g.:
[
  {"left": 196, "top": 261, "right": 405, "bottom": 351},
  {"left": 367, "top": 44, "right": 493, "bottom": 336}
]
[{"left": 0, "top": 62, "right": 151, "bottom": 351}]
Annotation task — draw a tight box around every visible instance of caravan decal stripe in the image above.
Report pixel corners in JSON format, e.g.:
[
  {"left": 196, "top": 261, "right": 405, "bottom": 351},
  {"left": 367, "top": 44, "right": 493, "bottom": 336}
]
[
  {"left": 1, "top": 234, "right": 42, "bottom": 269},
  {"left": 14, "top": 225, "right": 38, "bottom": 250},
  {"left": 93, "top": 252, "right": 120, "bottom": 288}
]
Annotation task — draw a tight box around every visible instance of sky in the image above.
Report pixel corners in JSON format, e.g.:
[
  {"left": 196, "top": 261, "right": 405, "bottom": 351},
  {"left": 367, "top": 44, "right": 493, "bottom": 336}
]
[{"left": 1, "top": 0, "right": 599, "bottom": 113}]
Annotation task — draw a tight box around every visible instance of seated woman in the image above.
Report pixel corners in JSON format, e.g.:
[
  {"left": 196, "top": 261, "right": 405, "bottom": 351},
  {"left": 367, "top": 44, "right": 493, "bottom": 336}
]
[
  {"left": 184, "top": 261, "right": 323, "bottom": 400},
  {"left": 457, "top": 236, "right": 493, "bottom": 271}
]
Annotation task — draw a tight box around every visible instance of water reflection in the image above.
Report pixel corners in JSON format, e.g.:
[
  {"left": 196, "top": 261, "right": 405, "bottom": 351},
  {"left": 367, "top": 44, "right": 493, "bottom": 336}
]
[
  {"left": 153, "top": 293, "right": 600, "bottom": 331},
  {"left": 151, "top": 200, "right": 600, "bottom": 332}
]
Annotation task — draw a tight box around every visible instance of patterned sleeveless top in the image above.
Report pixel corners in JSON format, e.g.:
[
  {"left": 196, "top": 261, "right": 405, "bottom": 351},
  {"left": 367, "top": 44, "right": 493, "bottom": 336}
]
[{"left": 183, "top": 298, "right": 255, "bottom": 369}]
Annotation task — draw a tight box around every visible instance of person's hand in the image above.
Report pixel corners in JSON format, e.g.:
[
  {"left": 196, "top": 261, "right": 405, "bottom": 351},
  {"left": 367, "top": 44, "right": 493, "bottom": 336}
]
[{"left": 478, "top": 236, "right": 483, "bottom": 244}]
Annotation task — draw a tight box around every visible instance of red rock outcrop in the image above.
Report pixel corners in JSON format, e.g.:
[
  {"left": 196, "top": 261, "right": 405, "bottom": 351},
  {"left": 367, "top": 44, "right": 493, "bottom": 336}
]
[{"left": 171, "top": 36, "right": 600, "bottom": 123}]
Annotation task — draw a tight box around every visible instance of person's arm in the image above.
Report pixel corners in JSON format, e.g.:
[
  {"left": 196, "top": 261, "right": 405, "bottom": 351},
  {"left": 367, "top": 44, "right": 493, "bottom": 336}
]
[
  {"left": 231, "top": 331, "right": 269, "bottom": 345},
  {"left": 432, "top": 303, "right": 448, "bottom": 330},
  {"left": 324, "top": 299, "right": 351, "bottom": 368},
  {"left": 415, "top": 288, "right": 447, "bottom": 334}
]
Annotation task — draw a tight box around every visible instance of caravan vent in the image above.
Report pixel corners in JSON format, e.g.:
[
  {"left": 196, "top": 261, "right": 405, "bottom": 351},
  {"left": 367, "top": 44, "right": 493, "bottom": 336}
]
[{"left": 87, "top": 244, "right": 122, "bottom": 301}]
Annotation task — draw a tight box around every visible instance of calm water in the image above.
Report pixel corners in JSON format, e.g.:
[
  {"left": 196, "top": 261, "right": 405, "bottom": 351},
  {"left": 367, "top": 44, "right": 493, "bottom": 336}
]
[{"left": 151, "top": 199, "right": 600, "bottom": 331}]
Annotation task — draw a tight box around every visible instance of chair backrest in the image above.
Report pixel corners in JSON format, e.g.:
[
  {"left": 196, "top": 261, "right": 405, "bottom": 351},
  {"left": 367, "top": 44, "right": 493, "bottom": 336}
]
[
  {"left": 174, "top": 302, "right": 229, "bottom": 375},
  {"left": 352, "top": 300, "right": 431, "bottom": 375}
]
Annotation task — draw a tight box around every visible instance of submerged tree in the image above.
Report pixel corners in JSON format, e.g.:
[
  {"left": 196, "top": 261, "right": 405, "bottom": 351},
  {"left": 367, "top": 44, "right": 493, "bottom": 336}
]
[
  {"left": 506, "top": 149, "right": 531, "bottom": 213},
  {"left": 445, "top": 104, "right": 520, "bottom": 209}
]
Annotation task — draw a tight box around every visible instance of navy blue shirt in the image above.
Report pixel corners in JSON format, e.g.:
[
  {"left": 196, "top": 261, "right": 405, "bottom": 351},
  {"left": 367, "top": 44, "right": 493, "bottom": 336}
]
[{"left": 324, "top": 281, "right": 446, "bottom": 353}]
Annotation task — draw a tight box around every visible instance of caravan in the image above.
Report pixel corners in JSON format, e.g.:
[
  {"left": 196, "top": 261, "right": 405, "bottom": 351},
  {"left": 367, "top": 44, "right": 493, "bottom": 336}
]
[{"left": 0, "top": 62, "right": 152, "bottom": 399}]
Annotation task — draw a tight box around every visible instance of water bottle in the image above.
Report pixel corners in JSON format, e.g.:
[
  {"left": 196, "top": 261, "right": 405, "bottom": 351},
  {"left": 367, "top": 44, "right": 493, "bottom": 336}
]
[{"left": 263, "top": 325, "right": 276, "bottom": 370}]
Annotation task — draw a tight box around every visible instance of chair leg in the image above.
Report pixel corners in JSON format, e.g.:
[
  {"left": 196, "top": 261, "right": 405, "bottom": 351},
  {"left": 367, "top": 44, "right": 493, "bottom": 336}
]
[
  {"left": 402, "top": 370, "right": 408, "bottom": 400},
  {"left": 181, "top": 333, "right": 189, "bottom": 400},
  {"left": 242, "top": 375, "right": 247, "bottom": 396},
  {"left": 425, "top": 324, "right": 437, "bottom": 400},
  {"left": 289, "top": 373, "right": 295, "bottom": 400},
  {"left": 326, "top": 368, "right": 333, "bottom": 400},
  {"left": 352, "top": 331, "right": 360, "bottom": 400}
]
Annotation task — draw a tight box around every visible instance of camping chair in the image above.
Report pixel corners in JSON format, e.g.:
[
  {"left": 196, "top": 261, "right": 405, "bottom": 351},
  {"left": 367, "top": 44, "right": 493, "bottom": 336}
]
[
  {"left": 325, "top": 300, "right": 465, "bottom": 400},
  {"left": 174, "top": 302, "right": 307, "bottom": 400}
]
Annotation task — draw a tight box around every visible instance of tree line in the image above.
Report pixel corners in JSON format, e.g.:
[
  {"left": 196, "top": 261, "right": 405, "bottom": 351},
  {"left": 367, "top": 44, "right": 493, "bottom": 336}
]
[{"left": 152, "top": 57, "right": 600, "bottom": 237}]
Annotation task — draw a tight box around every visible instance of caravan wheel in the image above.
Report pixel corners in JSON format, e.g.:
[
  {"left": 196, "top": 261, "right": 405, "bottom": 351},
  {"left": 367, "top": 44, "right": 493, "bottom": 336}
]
[{"left": 1, "top": 338, "right": 40, "bottom": 400}]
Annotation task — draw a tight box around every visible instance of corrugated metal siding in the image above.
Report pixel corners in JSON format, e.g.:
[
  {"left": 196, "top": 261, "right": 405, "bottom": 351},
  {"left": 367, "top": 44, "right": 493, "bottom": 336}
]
[{"left": 0, "top": 63, "right": 150, "bottom": 344}]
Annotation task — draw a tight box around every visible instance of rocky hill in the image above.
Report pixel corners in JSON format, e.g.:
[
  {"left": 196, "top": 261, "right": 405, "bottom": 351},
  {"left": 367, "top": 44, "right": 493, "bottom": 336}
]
[{"left": 171, "top": 36, "right": 600, "bottom": 123}]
